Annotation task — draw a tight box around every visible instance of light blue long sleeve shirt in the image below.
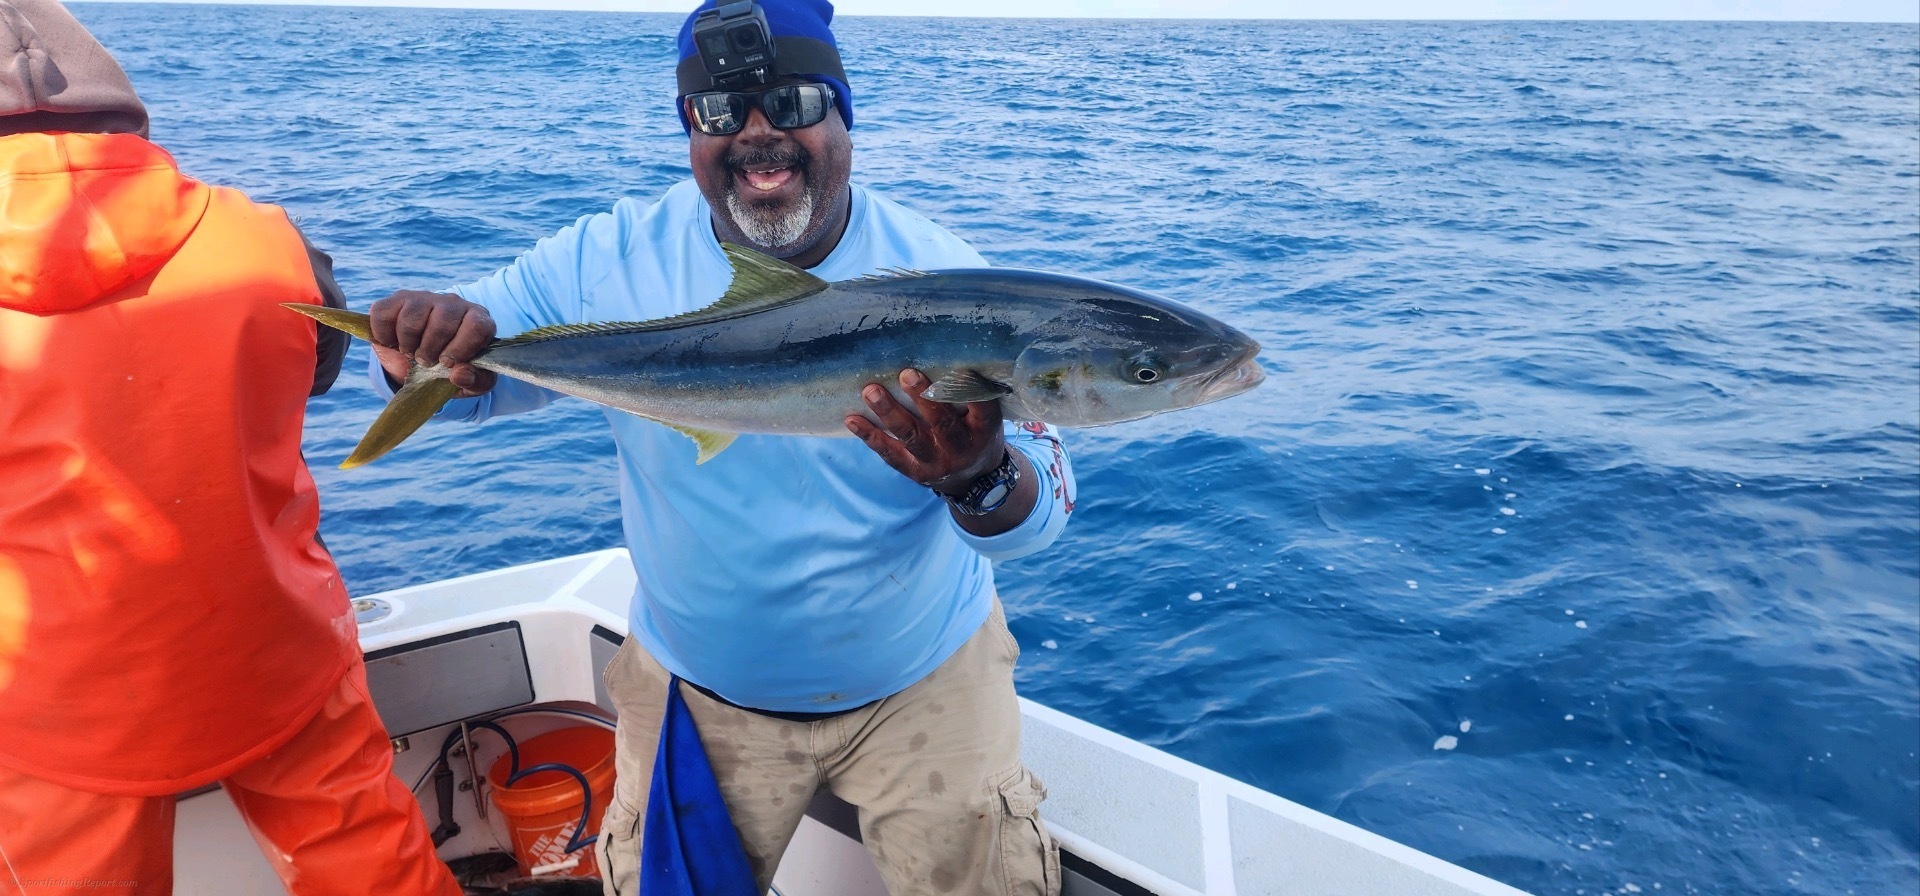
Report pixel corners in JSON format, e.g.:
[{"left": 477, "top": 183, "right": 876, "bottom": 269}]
[{"left": 370, "top": 182, "right": 1074, "bottom": 711}]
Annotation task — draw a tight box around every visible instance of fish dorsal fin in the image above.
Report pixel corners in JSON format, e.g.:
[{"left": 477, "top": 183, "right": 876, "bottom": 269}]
[
  {"left": 717, "top": 242, "right": 831, "bottom": 308},
  {"left": 851, "top": 267, "right": 932, "bottom": 284},
  {"left": 495, "top": 245, "right": 828, "bottom": 347},
  {"left": 498, "top": 322, "right": 649, "bottom": 344},
  {"left": 922, "top": 370, "right": 1014, "bottom": 404}
]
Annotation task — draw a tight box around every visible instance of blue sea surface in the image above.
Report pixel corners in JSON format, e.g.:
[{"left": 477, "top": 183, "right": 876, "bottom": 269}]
[{"left": 69, "top": 5, "right": 1919, "bottom": 895}]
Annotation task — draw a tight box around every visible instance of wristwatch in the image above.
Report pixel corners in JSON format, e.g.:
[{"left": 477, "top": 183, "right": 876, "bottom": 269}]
[{"left": 936, "top": 449, "right": 1021, "bottom": 516}]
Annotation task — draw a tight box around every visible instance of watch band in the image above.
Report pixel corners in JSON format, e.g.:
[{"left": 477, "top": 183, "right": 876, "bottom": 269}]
[{"left": 937, "top": 449, "right": 1020, "bottom": 516}]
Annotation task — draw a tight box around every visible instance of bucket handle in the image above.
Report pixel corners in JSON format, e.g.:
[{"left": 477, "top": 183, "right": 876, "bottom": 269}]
[
  {"left": 450, "top": 721, "right": 599, "bottom": 857},
  {"left": 503, "top": 761, "right": 599, "bottom": 856}
]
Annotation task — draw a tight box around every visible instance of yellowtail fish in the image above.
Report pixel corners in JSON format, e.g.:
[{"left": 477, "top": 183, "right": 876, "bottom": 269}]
[{"left": 288, "top": 244, "right": 1263, "bottom": 468}]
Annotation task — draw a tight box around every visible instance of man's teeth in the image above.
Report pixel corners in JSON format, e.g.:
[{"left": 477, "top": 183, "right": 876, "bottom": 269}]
[{"left": 741, "top": 166, "right": 794, "bottom": 192}]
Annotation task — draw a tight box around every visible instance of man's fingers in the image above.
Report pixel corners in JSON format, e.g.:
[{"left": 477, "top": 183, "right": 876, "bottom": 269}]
[
  {"left": 936, "top": 401, "right": 976, "bottom": 442},
  {"left": 894, "top": 368, "right": 933, "bottom": 410},
  {"left": 903, "top": 369, "right": 1002, "bottom": 449},
  {"left": 418, "top": 301, "right": 490, "bottom": 368},
  {"left": 899, "top": 369, "right": 951, "bottom": 421},
  {"left": 369, "top": 292, "right": 488, "bottom": 366},
  {"left": 964, "top": 395, "right": 1005, "bottom": 438},
  {"left": 846, "top": 415, "right": 909, "bottom": 467},
  {"left": 863, "top": 384, "right": 922, "bottom": 441},
  {"left": 863, "top": 384, "right": 943, "bottom": 465},
  {"left": 447, "top": 364, "right": 496, "bottom": 395},
  {"left": 393, "top": 298, "right": 432, "bottom": 357},
  {"left": 445, "top": 308, "right": 496, "bottom": 365},
  {"left": 369, "top": 296, "right": 401, "bottom": 349},
  {"left": 414, "top": 304, "right": 461, "bottom": 368},
  {"left": 858, "top": 374, "right": 1009, "bottom": 488},
  {"left": 371, "top": 344, "right": 411, "bottom": 385}
]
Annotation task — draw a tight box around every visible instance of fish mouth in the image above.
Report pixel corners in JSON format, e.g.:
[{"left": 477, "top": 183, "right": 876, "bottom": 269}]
[{"left": 1187, "top": 352, "right": 1265, "bottom": 406}]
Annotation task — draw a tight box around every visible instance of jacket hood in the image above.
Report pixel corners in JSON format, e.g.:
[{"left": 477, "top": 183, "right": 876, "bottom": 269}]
[
  {"left": 0, "top": 131, "right": 208, "bottom": 314},
  {"left": 0, "top": 0, "right": 147, "bottom": 138}
]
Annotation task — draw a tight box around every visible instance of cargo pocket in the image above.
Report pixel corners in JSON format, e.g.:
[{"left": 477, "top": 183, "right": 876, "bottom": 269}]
[
  {"left": 990, "top": 598, "right": 1021, "bottom": 665},
  {"left": 996, "top": 766, "right": 1061, "bottom": 896},
  {"left": 596, "top": 795, "right": 642, "bottom": 896},
  {"left": 601, "top": 637, "right": 633, "bottom": 701}
]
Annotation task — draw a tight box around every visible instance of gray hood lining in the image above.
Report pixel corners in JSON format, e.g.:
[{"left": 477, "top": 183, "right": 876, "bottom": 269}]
[{"left": 0, "top": 0, "right": 147, "bottom": 137}]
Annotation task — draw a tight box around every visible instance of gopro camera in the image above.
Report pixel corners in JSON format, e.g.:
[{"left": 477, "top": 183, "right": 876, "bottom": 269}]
[{"left": 691, "top": 1, "right": 776, "bottom": 87}]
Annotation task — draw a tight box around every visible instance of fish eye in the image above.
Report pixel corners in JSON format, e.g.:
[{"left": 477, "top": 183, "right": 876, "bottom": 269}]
[{"left": 1133, "top": 366, "right": 1162, "bottom": 383}]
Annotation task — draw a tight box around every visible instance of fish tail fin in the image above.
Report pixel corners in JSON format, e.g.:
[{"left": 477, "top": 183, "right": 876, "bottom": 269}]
[
  {"left": 342, "top": 366, "right": 463, "bottom": 469},
  {"left": 277, "top": 302, "right": 462, "bottom": 468},
  {"left": 282, "top": 302, "right": 375, "bottom": 343}
]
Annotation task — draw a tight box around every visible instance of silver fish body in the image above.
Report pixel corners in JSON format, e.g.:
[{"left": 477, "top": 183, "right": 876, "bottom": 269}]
[{"left": 477, "top": 267, "right": 1263, "bottom": 435}]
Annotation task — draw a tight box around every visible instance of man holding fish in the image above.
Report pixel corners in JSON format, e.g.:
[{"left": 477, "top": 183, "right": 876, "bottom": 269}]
[
  {"left": 342, "top": 1, "right": 1259, "bottom": 892},
  {"left": 368, "top": 3, "right": 1070, "bottom": 891}
]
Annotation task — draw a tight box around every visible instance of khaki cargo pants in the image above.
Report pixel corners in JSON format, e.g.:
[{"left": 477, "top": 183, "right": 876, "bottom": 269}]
[{"left": 595, "top": 601, "right": 1060, "bottom": 895}]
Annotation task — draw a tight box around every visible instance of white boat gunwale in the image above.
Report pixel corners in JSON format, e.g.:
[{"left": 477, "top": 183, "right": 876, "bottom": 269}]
[{"left": 174, "top": 548, "right": 1533, "bottom": 896}]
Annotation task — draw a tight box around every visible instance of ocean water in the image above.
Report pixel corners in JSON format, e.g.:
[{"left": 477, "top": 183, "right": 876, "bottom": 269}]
[{"left": 68, "top": 5, "right": 1918, "bottom": 895}]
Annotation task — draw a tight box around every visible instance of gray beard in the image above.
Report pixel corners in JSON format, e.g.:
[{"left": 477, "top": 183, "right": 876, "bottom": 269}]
[{"left": 726, "top": 188, "right": 815, "bottom": 250}]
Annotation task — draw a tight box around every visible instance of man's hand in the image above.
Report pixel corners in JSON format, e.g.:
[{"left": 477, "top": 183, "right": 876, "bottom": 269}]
[
  {"left": 368, "top": 290, "right": 498, "bottom": 396},
  {"left": 845, "top": 369, "right": 1007, "bottom": 492}
]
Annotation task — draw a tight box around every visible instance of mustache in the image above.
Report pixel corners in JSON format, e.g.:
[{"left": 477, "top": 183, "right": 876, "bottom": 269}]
[{"left": 725, "top": 145, "right": 811, "bottom": 172}]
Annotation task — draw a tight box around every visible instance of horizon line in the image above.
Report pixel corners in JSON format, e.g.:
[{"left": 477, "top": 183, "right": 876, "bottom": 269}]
[{"left": 65, "top": 0, "right": 1920, "bottom": 25}]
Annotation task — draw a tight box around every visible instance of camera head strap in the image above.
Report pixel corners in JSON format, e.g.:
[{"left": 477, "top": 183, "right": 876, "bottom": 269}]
[{"left": 676, "top": 0, "right": 852, "bottom": 129}]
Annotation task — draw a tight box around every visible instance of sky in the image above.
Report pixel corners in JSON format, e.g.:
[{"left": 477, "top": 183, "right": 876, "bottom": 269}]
[{"left": 70, "top": 0, "right": 1920, "bottom": 23}]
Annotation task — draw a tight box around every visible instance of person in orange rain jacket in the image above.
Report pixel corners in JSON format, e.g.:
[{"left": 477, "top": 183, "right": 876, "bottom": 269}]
[{"left": 0, "top": 2, "right": 460, "bottom": 894}]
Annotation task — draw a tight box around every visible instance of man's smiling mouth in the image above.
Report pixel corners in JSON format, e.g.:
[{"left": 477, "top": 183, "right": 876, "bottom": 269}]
[{"left": 739, "top": 163, "right": 795, "bottom": 193}]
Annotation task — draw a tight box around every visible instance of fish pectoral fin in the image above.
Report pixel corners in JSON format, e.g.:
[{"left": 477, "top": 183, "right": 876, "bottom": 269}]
[
  {"left": 922, "top": 370, "right": 1015, "bottom": 404},
  {"left": 660, "top": 421, "right": 739, "bottom": 464}
]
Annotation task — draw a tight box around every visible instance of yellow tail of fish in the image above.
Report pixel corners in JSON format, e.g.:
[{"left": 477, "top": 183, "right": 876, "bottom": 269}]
[{"left": 283, "top": 303, "right": 463, "bottom": 468}]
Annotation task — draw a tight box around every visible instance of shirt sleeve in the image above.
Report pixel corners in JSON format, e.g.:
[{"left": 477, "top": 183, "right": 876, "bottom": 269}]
[
  {"left": 297, "top": 227, "right": 349, "bottom": 398},
  {"left": 363, "top": 212, "right": 610, "bottom": 420},
  {"left": 950, "top": 420, "right": 1075, "bottom": 562}
]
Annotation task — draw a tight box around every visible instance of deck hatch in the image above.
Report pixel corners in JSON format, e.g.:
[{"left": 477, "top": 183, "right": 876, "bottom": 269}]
[
  {"left": 1060, "top": 850, "right": 1158, "bottom": 896},
  {"left": 363, "top": 621, "right": 534, "bottom": 736},
  {"left": 590, "top": 624, "right": 624, "bottom": 713}
]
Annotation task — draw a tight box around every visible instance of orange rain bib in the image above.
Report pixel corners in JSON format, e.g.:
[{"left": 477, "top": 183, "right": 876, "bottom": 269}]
[{"left": 0, "top": 132, "right": 356, "bottom": 796}]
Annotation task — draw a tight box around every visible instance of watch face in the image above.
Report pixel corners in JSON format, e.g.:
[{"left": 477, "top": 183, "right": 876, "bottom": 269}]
[{"left": 942, "top": 450, "right": 1019, "bottom": 515}]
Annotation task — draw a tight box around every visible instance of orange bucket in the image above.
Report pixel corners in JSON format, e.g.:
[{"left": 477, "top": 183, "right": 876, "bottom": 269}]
[{"left": 487, "top": 725, "right": 617, "bottom": 878}]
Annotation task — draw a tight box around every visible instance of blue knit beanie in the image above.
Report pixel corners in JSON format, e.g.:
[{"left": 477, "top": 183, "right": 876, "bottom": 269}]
[{"left": 675, "top": 0, "right": 853, "bottom": 133}]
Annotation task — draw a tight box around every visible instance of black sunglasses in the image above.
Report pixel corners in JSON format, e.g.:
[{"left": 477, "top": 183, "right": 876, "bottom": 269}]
[{"left": 686, "top": 83, "right": 836, "bottom": 137}]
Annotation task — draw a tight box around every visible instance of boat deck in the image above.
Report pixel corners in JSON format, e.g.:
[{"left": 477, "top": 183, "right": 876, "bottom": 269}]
[{"left": 175, "top": 549, "right": 1532, "bottom": 896}]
